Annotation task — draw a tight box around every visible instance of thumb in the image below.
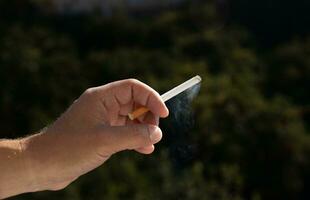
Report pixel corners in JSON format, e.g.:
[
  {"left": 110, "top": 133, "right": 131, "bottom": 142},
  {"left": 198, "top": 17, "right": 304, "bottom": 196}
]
[{"left": 96, "top": 124, "right": 162, "bottom": 154}]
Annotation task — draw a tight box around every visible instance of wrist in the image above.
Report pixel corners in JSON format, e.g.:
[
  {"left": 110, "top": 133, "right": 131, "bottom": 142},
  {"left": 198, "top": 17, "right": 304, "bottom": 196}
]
[{"left": 21, "top": 128, "right": 74, "bottom": 192}]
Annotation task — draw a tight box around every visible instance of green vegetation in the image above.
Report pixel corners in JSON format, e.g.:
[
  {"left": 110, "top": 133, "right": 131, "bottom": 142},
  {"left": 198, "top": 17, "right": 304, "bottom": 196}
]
[{"left": 1, "top": 0, "right": 309, "bottom": 199}]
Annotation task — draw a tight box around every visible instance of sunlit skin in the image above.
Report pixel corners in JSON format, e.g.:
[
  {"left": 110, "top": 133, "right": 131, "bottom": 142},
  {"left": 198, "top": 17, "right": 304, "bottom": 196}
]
[{"left": 0, "top": 79, "right": 169, "bottom": 199}]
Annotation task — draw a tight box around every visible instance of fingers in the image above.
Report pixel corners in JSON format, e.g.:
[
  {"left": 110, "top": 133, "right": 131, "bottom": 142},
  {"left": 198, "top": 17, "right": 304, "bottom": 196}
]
[
  {"left": 137, "top": 112, "right": 159, "bottom": 126},
  {"left": 128, "top": 79, "right": 169, "bottom": 118},
  {"left": 86, "top": 79, "right": 168, "bottom": 155},
  {"left": 97, "top": 124, "right": 162, "bottom": 154},
  {"left": 135, "top": 145, "right": 155, "bottom": 154},
  {"left": 134, "top": 113, "right": 159, "bottom": 154},
  {"left": 93, "top": 79, "right": 169, "bottom": 118}
]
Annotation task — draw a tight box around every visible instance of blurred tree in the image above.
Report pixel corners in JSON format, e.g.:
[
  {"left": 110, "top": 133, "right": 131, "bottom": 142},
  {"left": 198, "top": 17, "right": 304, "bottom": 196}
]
[{"left": 0, "top": 0, "right": 309, "bottom": 199}]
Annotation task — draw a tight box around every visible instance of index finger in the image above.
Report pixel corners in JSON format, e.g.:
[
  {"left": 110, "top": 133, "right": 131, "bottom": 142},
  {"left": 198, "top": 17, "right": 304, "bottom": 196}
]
[{"left": 115, "top": 79, "right": 169, "bottom": 118}]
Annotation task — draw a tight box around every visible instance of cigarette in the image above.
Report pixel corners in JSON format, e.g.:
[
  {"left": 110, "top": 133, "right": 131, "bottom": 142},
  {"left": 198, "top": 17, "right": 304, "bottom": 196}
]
[{"left": 128, "top": 75, "right": 202, "bottom": 120}]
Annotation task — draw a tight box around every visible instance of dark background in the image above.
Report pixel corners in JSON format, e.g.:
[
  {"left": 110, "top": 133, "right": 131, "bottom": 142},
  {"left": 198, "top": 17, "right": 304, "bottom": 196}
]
[{"left": 0, "top": 0, "right": 309, "bottom": 199}]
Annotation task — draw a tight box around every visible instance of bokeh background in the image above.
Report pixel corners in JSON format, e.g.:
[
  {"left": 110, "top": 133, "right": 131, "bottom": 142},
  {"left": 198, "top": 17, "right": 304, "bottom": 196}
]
[{"left": 1, "top": 0, "right": 309, "bottom": 199}]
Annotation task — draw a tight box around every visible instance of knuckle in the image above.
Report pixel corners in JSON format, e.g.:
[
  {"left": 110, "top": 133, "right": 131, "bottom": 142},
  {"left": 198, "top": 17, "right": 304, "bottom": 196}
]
[
  {"left": 84, "top": 87, "right": 95, "bottom": 95},
  {"left": 126, "top": 78, "right": 141, "bottom": 85},
  {"left": 83, "top": 87, "right": 98, "bottom": 98}
]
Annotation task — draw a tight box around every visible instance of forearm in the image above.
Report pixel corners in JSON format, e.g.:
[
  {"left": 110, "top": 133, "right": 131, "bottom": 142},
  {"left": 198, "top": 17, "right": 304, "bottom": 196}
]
[
  {"left": 0, "top": 138, "right": 33, "bottom": 199},
  {"left": 0, "top": 127, "right": 83, "bottom": 199}
]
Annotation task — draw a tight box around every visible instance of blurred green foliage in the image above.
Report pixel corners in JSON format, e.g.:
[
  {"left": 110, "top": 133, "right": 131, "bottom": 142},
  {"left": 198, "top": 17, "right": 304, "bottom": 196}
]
[{"left": 0, "top": 0, "right": 309, "bottom": 199}]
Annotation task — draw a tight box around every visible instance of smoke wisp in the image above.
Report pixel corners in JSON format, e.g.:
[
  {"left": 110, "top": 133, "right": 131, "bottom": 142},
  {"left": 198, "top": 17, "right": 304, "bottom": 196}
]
[{"left": 162, "top": 83, "right": 201, "bottom": 170}]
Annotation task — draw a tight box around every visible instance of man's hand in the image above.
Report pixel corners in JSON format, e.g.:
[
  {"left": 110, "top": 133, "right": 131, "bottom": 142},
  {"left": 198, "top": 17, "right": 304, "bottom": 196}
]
[{"left": 0, "top": 79, "right": 169, "bottom": 199}]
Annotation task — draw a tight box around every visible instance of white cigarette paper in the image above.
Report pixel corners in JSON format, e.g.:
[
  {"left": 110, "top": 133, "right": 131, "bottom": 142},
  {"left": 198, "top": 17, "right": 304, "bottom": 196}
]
[
  {"left": 128, "top": 75, "right": 202, "bottom": 120},
  {"left": 161, "top": 75, "right": 202, "bottom": 102}
]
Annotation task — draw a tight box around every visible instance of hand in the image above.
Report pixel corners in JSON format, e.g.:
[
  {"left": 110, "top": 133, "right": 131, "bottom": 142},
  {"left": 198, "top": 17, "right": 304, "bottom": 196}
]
[{"left": 20, "top": 79, "right": 169, "bottom": 193}]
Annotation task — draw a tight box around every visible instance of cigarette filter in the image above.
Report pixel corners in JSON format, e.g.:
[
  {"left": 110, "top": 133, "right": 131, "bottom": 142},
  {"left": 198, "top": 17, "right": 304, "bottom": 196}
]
[{"left": 128, "top": 75, "right": 202, "bottom": 120}]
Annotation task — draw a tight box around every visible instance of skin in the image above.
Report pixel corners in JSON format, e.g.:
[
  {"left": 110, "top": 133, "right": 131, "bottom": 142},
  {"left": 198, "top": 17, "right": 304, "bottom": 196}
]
[{"left": 0, "top": 79, "right": 169, "bottom": 199}]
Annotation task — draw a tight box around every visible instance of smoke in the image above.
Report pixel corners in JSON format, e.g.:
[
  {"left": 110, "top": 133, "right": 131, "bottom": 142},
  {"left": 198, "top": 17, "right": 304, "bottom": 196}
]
[
  {"left": 162, "top": 83, "right": 201, "bottom": 170},
  {"left": 168, "top": 83, "right": 201, "bottom": 128}
]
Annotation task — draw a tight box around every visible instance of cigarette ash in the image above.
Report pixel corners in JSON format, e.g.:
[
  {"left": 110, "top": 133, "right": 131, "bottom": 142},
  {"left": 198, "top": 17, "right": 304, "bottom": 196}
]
[{"left": 161, "top": 83, "right": 201, "bottom": 170}]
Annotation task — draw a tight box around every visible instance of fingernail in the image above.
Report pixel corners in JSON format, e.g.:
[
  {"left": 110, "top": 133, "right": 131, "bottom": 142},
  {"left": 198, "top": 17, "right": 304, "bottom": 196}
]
[
  {"left": 161, "top": 107, "right": 169, "bottom": 118},
  {"left": 148, "top": 125, "right": 162, "bottom": 143}
]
